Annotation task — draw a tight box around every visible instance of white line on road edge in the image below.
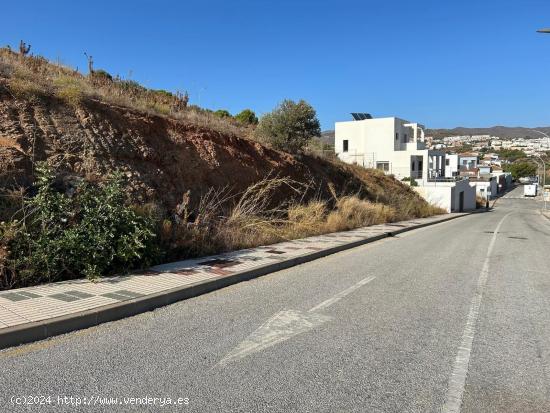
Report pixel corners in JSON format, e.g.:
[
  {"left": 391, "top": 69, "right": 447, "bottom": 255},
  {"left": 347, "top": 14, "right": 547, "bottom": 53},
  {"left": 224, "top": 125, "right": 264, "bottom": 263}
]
[
  {"left": 308, "top": 276, "right": 376, "bottom": 312},
  {"left": 442, "top": 212, "right": 513, "bottom": 413}
]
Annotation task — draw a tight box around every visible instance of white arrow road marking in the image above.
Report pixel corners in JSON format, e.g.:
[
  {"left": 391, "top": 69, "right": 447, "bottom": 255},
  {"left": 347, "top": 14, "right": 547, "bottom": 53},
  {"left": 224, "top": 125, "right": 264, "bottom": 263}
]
[
  {"left": 308, "top": 276, "right": 376, "bottom": 312},
  {"left": 218, "top": 275, "right": 376, "bottom": 366},
  {"left": 218, "top": 309, "right": 332, "bottom": 366}
]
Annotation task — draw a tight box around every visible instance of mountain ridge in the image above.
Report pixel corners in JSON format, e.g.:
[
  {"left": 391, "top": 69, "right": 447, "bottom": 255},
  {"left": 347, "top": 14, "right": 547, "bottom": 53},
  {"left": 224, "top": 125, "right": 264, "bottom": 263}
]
[{"left": 320, "top": 125, "right": 550, "bottom": 144}]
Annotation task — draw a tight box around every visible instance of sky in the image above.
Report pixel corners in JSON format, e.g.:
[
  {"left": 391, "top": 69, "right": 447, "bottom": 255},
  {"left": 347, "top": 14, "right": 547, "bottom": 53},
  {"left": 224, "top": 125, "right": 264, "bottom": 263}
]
[{"left": 2, "top": 0, "right": 550, "bottom": 130}]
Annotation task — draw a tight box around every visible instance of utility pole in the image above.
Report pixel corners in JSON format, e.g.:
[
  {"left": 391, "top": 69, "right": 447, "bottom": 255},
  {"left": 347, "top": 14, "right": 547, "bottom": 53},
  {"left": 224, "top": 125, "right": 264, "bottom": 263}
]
[
  {"left": 534, "top": 154, "right": 547, "bottom": 210},
  {"left": 529, "top": 130, "right": 548, "bottom": 210},
  {"left": 533, "top": 33, "right": 550, "bottom": 209}
]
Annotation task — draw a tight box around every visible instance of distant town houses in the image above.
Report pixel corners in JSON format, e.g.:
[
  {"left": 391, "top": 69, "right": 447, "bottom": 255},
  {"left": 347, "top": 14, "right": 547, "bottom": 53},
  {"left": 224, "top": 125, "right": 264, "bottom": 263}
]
[
  {"left": 334, "top": 114, "right": 514, "bottom": 213},
  {"left": 426, "top": 133, "right": 550, "bottom": 155}
]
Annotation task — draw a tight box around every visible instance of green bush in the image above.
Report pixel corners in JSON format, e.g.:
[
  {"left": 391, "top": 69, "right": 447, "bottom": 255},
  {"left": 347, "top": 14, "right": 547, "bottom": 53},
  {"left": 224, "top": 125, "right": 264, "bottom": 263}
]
[
  {"left": 503, "top": 162, "right": 537, "bottom": 179},
  {"left": 91, "top": 69, "right": 113, "bottom": 82},
  {"left": 255, "top": 99, "right": 321, "bottom": 154},
  {"left": 497, "top": 149, "right": 527, "bottom": 162},
  {"left": 0, "top": 164, "right": 157, "bottom": 289},
  {"left": 117, "top": 79, "right": 147, "bottom": 94},
  {"left": 235, "top": 109, "right": 258, "bottom": 125},
  {"left": 214, "top": 109, "right": 232, "bottom": 118},
  {"left": 402, "top": 177, "right": 418, "bottom": 186},
  {"left": 153, "top": 89, "right": 173, "bottom": 98}
]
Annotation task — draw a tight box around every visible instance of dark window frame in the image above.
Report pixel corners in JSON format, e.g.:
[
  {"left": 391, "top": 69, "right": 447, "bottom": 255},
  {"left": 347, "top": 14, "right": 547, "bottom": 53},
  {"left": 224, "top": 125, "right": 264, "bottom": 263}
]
[{"left": 376, "top": 161, "right": 390, "bottom": 172}]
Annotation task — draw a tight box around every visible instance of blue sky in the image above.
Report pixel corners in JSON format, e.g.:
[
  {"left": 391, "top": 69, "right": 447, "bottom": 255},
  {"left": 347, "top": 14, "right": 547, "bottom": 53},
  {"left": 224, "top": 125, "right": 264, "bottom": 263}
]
[{"left": 2, "top": 0, "right": 550, "bottom": 130}]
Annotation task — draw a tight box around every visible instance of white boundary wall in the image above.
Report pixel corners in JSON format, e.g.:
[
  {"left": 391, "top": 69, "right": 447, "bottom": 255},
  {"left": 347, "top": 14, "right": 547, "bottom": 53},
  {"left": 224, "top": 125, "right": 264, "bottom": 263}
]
[{"left": 414, "top": 180, "right": 476, "bottom": 212}]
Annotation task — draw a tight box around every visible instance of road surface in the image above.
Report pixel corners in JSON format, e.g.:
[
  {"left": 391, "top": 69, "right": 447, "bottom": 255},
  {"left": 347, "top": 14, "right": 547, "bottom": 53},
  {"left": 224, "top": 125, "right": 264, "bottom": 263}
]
[{"left": 1, "top": 185, "right": 549, "bottom": 412}]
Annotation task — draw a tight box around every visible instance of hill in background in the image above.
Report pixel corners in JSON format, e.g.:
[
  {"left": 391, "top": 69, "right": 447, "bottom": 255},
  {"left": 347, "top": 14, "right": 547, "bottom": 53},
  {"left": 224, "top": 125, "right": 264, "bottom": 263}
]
[
  {"left": 319, "top": 125, "right": 550, "bottom": 145},
  {"left": 426, "top": 126, "right": 550, "bottom": 139}
]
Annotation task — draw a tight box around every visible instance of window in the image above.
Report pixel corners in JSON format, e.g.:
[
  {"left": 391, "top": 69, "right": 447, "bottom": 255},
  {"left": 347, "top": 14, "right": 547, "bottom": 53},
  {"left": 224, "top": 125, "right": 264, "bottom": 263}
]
[
  {"left": 445, "top": 159, "right": 450, "bottom": 166},
  {"left": 376, "top": 161, "right": 390, "bottom": 172},
  {"left": 404, "top": 133, "right": 408, "bottom": 142},
  {"left": 395, "top": 133, "right": 399, "bottom": 141},
  {"left": 343, "top": 140, "right": 349, "bottom": 153}
]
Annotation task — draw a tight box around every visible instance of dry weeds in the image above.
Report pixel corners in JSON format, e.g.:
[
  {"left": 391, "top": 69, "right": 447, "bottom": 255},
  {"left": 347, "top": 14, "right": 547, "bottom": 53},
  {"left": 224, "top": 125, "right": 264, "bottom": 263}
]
[{"left": 0, "top": 48, "right": 249, "bottom": 137}]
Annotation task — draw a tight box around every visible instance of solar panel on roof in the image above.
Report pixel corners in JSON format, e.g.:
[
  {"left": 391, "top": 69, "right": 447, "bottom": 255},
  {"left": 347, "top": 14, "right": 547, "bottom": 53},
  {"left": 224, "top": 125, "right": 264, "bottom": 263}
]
[{"left": 351, "top": 113, "right": 372, "bottom": 121}]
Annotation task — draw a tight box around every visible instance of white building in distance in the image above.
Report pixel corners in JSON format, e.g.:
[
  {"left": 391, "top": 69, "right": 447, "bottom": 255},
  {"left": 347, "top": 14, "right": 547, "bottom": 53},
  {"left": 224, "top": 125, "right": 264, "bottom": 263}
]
[
  {"left": 334, "top": 114, "right": 476, "bottom": 212},
  {"left": 335, "top": 114, "right": 445, "bottom": 182}
]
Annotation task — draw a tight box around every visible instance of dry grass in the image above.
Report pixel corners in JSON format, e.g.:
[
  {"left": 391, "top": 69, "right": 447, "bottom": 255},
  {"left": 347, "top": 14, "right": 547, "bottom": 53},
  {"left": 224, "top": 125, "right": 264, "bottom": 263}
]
[
  {"left": 0, "top": 188, "right": 25, "bottom": 289},
  {"left": 53, "top": 75, "right": 86, "bottom": 106},
  {"left": 157, "top": 177, "right": 444, "bottom": 261},
  {"left": 0, "top": 48, "right": 249, "bottom": 137},
  {"left": 326, "top": 197, "right": 396, "bottom": 231},
  {"left": 476, "top": 195, "right": 486, "bottom": 209}
]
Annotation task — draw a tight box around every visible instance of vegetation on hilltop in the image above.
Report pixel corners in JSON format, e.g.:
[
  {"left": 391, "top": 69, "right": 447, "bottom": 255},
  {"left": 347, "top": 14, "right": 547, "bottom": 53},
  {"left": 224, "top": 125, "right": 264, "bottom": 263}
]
[
  {"left": 0, "top": 46, "right": 253, "bottom": 137},
  {"left": 495, "top": 149, "right": 527, "bottom": 162}
]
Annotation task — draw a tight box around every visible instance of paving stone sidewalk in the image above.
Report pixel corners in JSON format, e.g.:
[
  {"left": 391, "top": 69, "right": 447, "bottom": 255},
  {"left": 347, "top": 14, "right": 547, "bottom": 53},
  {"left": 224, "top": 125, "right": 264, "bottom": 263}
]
[{"left": 0, "top": 213, "right": 466, "bottom": 347}]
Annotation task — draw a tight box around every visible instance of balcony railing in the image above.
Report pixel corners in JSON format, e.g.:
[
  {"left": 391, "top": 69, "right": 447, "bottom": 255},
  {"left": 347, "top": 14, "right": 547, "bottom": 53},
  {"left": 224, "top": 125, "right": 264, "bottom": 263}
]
[{"left": 427, "top": 176, "right": 469, "bottom": 183}]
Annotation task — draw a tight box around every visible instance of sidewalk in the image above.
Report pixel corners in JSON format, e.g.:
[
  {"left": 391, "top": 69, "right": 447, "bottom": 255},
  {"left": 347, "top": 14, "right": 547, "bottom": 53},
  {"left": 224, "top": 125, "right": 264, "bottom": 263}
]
[{"left": 0, "top": 212, "right": 468, "bottom": 350}]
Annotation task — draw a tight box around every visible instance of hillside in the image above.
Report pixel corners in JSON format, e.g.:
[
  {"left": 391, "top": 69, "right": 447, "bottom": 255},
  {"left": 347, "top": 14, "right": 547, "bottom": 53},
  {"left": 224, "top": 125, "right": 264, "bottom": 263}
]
[
  {"left": 0, "top": 81, "right": 427, "bottom": 214},
  {"left": 0, "top": 82, "right": 333, "bottom": 211},
  {"left": 0, "top": 48, "right": 433, "bottom": 214}
]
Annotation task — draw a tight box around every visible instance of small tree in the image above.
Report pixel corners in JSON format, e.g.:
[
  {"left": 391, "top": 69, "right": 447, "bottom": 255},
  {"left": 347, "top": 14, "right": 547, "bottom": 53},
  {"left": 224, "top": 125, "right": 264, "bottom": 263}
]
[
  {"left": 214, "top": 109, "right": 231, "bottom": 118},
  {"left": 92, "top": 69, "right": 113, "bottom": 82},
  {"left": 255, "top": 99, "right": 321, "bottom": 154},
  {"left": 235, "top": 109, "right": 258, "bottom": 125},
  {"left": 503, "top": 162, "right": 537, "bottom": 179}
]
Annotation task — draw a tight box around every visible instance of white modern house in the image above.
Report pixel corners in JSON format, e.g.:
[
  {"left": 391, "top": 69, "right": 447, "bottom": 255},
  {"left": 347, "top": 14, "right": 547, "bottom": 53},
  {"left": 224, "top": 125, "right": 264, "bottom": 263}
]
[
  {"left": 335, "top": 114, "right": 445, "bottom": 182},
  {"left": 335, "top": 114, "right": 476, "bottom": 212},
  {"left": 458, "top": 153, "right": 478, "bottom": 170},
  {"left": 444, "top": 153, "right": 512, "bottom": 200},
  {"left": 445, "top": 154, "right": 459, "bottom": 177}
]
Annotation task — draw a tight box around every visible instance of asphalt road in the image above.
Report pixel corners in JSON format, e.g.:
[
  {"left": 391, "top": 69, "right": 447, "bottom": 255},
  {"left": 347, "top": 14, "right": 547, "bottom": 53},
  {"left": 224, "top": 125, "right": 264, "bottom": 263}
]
[{"left": 1, "top": 185, "right": 549, "bottom": 412}]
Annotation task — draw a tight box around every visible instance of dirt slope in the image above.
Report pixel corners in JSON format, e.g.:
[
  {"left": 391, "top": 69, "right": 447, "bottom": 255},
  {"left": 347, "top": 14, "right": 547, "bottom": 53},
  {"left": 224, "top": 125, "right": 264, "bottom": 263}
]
[{"left": 0, "top": 83, "right": 378, "bottom": 212}]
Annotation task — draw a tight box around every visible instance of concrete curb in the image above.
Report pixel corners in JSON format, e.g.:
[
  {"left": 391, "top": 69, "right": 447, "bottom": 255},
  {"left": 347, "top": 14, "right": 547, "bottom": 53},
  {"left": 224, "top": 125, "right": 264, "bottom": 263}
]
[{"left": 0, "top": 213, "right": 469, "bottom": 350}]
